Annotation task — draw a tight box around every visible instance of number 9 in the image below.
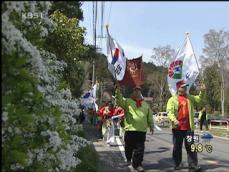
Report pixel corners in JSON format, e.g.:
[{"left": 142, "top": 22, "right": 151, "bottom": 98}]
[{"left": 191, "top": 143, "right": 195, "bottom": 152}]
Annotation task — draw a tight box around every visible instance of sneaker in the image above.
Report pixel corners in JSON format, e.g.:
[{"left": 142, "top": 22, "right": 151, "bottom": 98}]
[
  {"left": 127, "top": 161, "right": 132, "bottom": 169},
  {"left": 126, "top": 160, "right": 131, "bottom": 166},
  {"left": 189, "top": 166, "right": 203, "bottom": 172},
  {"left": 109, "top": 142, "right": 117, "bottom": 146},
  {"left": 174, "top": 164, "right": 182, "bottom": 171},
  {"left": 136, "top": 166, "right": 144, "bottom": 172}
]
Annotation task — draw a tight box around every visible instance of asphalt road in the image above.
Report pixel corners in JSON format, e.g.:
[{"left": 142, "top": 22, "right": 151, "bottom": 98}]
[
  {"left": 85, "top": 124, "right": 229, "bottom": 172},
  {"left": 142, "top": 128, "right": 229, "bottom": 172}
]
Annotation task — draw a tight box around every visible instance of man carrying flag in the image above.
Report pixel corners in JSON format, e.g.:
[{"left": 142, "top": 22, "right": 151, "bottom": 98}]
[
  {"left": 106, "top": 27, "right": 154, "bottom": 171},
  {"left": 166, "top": 33, "right": 205, "bottom": 172},
  {"left": 81, "top": 83, "right": 98, "bottom": 125},
  {"left": 115, "top": 84, "right": 154, "bottom": 172},
  {"left": 114, "top": 56, "right": 153, "bottom": 172},
  {"left": 167, "top": 32, "right": 200, "bottom": 95}
]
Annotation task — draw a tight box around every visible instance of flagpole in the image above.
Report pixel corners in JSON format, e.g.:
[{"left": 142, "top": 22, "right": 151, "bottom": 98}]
[
  {"left": 185, "top": 32, "right": 203, "bottom": 84},
  {"left": 106, "top": 24, "right": 117, "bottom": 80},
  {"left": 185, "top": 32, "right": 200, "bottom": 72}
]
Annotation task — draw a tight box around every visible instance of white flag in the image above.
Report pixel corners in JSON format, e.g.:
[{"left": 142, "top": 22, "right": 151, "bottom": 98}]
[
  {"left": 91, "top": 83, "right": 97, "bottom": 99},
  {"left": 81, "top": 83, "right": 97, "bottom": 110},
  {"left": 167, "top": 36, "right": 199, "bottom": 95},
  {"left": 106, "top": 32, "right": 126, "bottom": 80}
]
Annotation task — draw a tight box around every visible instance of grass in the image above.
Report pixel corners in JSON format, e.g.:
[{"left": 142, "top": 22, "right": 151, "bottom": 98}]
[
  {"left": 195, "top": 127, "right": 229, "bottom": 137},
  {"left": 75, "top": 144, "right": 99, "bottom": 172},
  {"left": 208, "top": 128, "right": 229, "bottom": 137},
  {"left": 74, "top": 128, "right": 99, "bottom": 172}
]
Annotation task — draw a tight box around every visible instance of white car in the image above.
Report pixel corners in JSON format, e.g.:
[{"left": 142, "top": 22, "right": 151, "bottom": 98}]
[{"left": 154, "top": 112, "right": 170, "bottom": 127}]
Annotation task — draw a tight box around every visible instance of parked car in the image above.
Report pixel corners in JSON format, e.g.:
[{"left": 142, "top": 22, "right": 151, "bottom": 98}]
[{"left": 154, "top": 112, "right": 170, "bottom": 126}]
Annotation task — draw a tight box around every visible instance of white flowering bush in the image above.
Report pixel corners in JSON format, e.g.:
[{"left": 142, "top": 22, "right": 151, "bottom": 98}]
[{"left": 2, "top": 2, "right": 90, "bottom": 171}]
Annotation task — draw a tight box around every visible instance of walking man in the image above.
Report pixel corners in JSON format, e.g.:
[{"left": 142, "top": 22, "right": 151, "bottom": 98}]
[
  {"left": 116, "top": 84, "right": 154, "bottom": 172},
  {"left": 166, "top": 80, "right": 206, "bottom": 172}
]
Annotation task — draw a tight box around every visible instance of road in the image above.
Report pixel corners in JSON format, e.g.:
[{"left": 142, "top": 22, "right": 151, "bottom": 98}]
[
  {"left": 85, "top": 124, "right": 229, "bottom": 172},
  {"left": 141, "top": 128, "right": 229, "bottom": 171}
]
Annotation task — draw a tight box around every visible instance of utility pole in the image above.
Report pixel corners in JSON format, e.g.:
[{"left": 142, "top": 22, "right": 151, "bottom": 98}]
[{"left": 92, "top": 1, "right": 98, "bottom": 87}]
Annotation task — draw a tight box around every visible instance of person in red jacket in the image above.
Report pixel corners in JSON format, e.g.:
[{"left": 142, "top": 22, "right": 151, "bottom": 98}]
[{"left": 97, "top": 101, "right": 124, "bottom": 145}]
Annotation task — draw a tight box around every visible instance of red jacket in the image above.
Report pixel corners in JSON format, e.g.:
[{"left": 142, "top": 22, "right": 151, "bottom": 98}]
[{"left": 97, "top": 106, "right": 124, "bottom": 120}]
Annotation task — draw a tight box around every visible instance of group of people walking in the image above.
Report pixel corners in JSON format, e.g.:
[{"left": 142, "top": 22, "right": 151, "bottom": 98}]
[{"left": 82, "top": 81, "right": 206, "bottom": 172}]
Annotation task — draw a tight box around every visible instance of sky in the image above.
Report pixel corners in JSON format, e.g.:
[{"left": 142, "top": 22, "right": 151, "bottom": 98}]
[{"left": 80, "top": 1, "right": 229, "bottom": 64}]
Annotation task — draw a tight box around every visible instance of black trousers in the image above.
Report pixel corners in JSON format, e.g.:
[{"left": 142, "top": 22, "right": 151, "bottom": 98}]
[
  {"left": 124, "top": 131, "right": 146, "bottom": 168},
  {"left": 172, "top": 129, "right": 198, "bottom": 168},
  {"left": 200, "top": 119, "right": 209, "bottom": 130}
]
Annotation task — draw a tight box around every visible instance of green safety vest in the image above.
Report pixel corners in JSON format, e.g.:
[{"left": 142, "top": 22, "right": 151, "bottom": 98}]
[{"left": 198, "top": 111, "right": 209, "bottom": 120}]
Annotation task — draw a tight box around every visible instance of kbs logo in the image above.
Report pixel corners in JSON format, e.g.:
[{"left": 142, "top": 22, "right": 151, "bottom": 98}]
[
  {"left": 168, "top": 60, "right": 183, "bottom": 79},
  {"left": 22, "top": 12, "right": 43, "bottom": 20}
]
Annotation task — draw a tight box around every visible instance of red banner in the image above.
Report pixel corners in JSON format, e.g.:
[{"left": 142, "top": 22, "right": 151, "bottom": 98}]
[{"left": 119, "top": 56, "right": 144, "bottom": 87}]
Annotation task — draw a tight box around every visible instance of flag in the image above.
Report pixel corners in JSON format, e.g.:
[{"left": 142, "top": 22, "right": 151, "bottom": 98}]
[
  {"left": 91, "top": 83, "right": 97, "bottom": 98},
  {"left": 81, "top": 84, "right": 98, "bottom": 111},
  {"left": 83, "top": 92, "right": 91, "bottom": 99},
  {"left": 119, "top": 56, "right": 144, "bottom": 87},
  {"left": 167, "top": 35, "right": 199, "bottom": 95},
  {"left": 106, "top": 31, "right": 126, "bottom": 80}
]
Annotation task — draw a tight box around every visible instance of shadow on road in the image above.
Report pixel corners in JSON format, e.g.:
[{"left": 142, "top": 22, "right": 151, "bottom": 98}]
[
  {"left": 144, "top": 157, "right": 174, "bottom": 171},
  {"left": 200, "top": 157, "right": 229, "bottom": 171},
  {"left": 145, "top": 147, "right": 170, "bottom": 154}
]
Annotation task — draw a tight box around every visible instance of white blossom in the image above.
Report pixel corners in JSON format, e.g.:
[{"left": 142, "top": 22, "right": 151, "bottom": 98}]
[
  {"left": 2, "top": 1, "right": 89, "bottom": 171},
  {"left": 2, "top": 112, "right": 8, "bottom": 122},
  {"left": 27, "top": 151, "right": 34, "bottom": 166},
  {"left": 15, "top": 127, "right": 22, "bottom": 135},
  {"left": 10, "top": 163, "right": 24, "bottom": 170}
]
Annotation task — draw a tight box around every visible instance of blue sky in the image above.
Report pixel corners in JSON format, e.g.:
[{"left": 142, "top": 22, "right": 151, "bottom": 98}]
[{"left": 80, "top": 1, "right": 229, "bottom": 64}]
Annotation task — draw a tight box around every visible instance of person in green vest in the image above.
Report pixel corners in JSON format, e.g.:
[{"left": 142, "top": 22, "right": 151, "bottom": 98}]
[
  {"left": 198, "top": 106, "right": 209, "bottom": 131},
  {"left": 115, "top": 84, "right": 154, "bottom": 172},
  {"left": 166, "top": 80, "right": 206, "bottom": 172}
]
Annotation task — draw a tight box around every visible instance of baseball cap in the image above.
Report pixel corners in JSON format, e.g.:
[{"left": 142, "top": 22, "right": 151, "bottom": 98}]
[{"left": 176, "top": 80, "right": 189, "bottom": 89}]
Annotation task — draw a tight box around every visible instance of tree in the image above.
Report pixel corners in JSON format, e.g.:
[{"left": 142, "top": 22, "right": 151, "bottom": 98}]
[
  {"left": 150, "top": 45, "right": 175, "bottom": 111},
  {"left": 151, "top": 45, "right": 175, "bottom": 67},
  {"left": 48, "top": 1, "right": 83, "bottom": 20},
  {"left": 45, "top": 11, "right": 90, "bottom": 97},
  {"left": 202, "top": 64, "right": 221, "bottom": 111},
  {"left": 201, "top": 29, "right": 229, "bottom": 116}
]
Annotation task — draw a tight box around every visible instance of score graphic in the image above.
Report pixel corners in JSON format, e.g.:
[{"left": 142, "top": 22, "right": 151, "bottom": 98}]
[{"left": 187, "top": 133, "right": 213, "bottom": 153}]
